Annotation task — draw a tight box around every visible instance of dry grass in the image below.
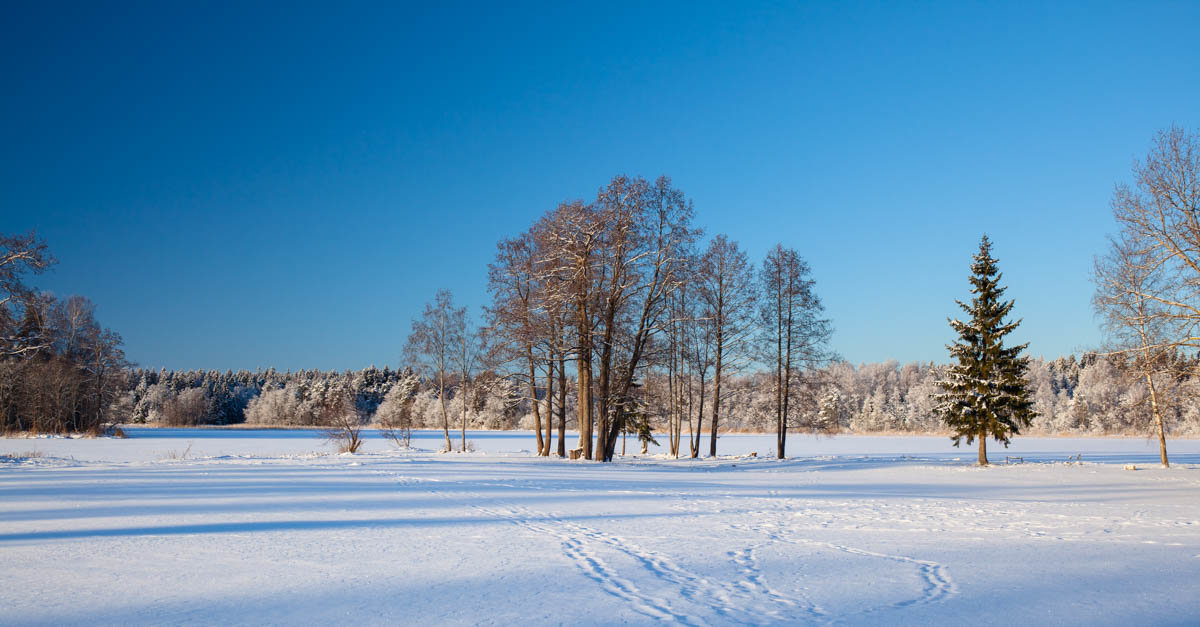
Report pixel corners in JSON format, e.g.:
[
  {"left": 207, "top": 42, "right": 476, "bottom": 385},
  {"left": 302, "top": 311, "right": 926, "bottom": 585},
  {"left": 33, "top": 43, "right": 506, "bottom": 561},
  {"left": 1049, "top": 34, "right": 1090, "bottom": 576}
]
[
  {"left": 1, "top": 450, "right": 43, "bottom": 461},
  {"left": 161, "top": 442, "right": 194, "bottom": 460}
]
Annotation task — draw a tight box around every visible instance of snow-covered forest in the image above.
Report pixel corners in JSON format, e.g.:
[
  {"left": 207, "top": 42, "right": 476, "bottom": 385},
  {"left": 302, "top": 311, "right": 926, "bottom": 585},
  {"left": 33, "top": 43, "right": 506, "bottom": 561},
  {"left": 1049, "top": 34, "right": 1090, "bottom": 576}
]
[{"left": 114, "top": 352, "right": 1200, "bottom": 437}]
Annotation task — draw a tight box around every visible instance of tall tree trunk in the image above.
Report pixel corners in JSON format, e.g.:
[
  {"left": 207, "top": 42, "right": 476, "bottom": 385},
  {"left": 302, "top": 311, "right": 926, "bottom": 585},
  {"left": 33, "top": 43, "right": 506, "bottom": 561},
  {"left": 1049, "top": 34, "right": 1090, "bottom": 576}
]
[
  {"left": 668, "top": 350, "right": 679, "bottom": 457},
  {"left": 595, "top": 308, "right": 616, "bottom": 460},
  {"left": 977, "top": 432, "right": 988, "bottom": 466},
  {"left": 1143, "top": 367, "right": 1169, "bottom": 467},
  {"left": 557, "top": 354, "right": 567, "bottom": 457},
  {"left": 529, "top": 349, "right": 544, "bottom": 456},
  {"left": 1137, "top": 320, "right": 1170, "bottom": 468},
  {"left": 577, "top": 354, "right": 593, "bottom": 460},
  {"left": 779, "top": 305, "right": 793, "bottom": 460},
  {"left": 543, "top": 358, "right": 554, "bottom": 456},
  {"left": 460, "top": 379, "right": 468, "bottom": 453},
  {"left": 692, "top": 377, "right": 705, "bottom": 458},
  {"left": 775, "top": 297, "right": 785, "bottom": 459},
  {"left": 710, "top": 340, "right": 723, "bottom": 457},
  {"left": 439, "top": 375, "right": 451, "bottom": 452}
]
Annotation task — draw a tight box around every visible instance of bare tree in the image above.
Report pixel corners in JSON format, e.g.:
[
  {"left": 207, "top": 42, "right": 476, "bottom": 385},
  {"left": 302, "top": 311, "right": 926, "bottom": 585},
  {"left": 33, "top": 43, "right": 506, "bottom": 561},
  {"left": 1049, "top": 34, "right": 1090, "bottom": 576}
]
[
  {"left": 1, "top": 231, "right": 55, "bottom": 358},
  {"left": 404, "top": 289, "right": 464, "bottom": 452},
  {"left": 1109, "top": 126, "right": 1200, "bottom": 348},
  {"left": 1094, "top": 233, "right": 1178, "bottom": 466},
  {"left": 487, "top": 230, "right": 552, "bottom": 456},
  {"left": 323, "top": 392, "right": 365, "bottom": 453},
  {"left": 1099, "top": 126, "right": 1200, "bottom": 465},
  {"left": 537, "top": 199, "right": 603, "bottom": 459},
  {"left": 760, "top": 244, "right": 833, "bottom": 458},
  {"left": 594, "top": 176, "right": 697, "bottom": 462},
  {"left": 454, "top": 316, "right": 483, "bottom": 453},
  {"left": 698, "top": 235, "right": 757, "bottom": 457}
]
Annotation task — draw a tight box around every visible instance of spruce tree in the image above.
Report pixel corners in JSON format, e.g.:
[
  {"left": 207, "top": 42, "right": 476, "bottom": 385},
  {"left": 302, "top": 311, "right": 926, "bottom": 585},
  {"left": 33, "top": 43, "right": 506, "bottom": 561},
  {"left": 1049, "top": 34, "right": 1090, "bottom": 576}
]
[{"left": 934, "top": 235, "right": 1036, "bottom": 465}]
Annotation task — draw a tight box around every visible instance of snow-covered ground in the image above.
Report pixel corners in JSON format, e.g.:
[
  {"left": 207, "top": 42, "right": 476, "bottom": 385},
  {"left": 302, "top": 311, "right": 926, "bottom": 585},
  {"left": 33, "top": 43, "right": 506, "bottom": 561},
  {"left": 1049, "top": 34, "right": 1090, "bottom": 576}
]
[{"left": 2, "top": 430, "right": 1198, "bottom": 626}]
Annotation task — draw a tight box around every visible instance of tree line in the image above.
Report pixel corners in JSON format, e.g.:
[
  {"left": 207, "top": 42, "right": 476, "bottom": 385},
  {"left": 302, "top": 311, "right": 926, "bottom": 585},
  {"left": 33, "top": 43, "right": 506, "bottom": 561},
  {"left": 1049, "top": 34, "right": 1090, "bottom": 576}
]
[{"left": 102, "top": 351, "right": 1200, "bottom": 438}]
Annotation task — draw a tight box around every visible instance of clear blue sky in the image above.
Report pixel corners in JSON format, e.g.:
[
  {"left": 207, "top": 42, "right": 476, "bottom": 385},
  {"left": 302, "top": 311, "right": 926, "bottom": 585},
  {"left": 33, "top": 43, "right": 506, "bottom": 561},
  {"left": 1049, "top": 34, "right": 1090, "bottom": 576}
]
[{"left": 4, "top": 2, "right": 1198, "bottom": 371}]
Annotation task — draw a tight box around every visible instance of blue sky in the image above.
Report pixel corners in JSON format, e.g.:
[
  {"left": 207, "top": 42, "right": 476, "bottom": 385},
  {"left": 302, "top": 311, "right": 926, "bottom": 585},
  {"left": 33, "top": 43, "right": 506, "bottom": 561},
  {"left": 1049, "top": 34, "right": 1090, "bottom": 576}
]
[{"left": 3, "top": 2, "right": 1198, "bottom": 371}]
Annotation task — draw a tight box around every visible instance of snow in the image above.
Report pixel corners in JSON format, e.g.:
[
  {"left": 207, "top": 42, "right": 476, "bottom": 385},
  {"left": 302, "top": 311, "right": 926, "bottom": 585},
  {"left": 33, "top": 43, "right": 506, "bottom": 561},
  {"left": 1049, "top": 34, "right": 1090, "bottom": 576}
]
[{"left": 2, "top": 430, "right": 1199, "bottom": 625}]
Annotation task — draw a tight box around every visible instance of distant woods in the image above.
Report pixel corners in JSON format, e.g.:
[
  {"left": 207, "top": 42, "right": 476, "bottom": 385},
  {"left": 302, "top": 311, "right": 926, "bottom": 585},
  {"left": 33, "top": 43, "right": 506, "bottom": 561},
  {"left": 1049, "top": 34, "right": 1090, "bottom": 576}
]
[{"left": 104, "top": 353, "right": 1200, "bottom": 439}]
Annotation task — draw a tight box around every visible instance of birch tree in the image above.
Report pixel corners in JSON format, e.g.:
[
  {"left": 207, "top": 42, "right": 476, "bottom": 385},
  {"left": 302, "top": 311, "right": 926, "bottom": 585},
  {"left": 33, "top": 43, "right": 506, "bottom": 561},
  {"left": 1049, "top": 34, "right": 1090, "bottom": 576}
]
[
  {"left": 404, "top": 289, "right": 463, "bottom": 452},
  {"left": 1094, "top": 231, "right": 1180, "bottom": 467}
]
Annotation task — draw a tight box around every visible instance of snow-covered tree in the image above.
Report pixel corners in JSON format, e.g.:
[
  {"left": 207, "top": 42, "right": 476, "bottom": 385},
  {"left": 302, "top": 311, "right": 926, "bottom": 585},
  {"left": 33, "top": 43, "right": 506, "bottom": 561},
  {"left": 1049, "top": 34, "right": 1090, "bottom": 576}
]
[{"left": 934, "top": 236, "right": 1036, "bottom": 465}]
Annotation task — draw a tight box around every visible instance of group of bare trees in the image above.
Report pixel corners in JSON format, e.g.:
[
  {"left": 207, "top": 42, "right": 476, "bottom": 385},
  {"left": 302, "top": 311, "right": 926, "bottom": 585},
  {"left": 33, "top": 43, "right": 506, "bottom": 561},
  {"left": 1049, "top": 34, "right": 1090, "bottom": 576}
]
[
  {"left": 1094, "top": 126, "right": 1200, "bottom": 467},
  {"left": 0, "top": 232, "right": 129, "bottom": 435},
  {"left": 482, "top": 175, "right": 831, "bottom": 461},
  {"left": 403, "top": 289, "right": 487, "bottom": 452}
]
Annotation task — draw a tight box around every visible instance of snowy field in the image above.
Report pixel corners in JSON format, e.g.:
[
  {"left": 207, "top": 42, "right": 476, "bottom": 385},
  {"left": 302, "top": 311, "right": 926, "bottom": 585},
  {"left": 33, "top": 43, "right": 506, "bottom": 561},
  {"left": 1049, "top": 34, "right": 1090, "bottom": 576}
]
[{"left": 2, "top": 430, "right": 1199, "bottom": 626}]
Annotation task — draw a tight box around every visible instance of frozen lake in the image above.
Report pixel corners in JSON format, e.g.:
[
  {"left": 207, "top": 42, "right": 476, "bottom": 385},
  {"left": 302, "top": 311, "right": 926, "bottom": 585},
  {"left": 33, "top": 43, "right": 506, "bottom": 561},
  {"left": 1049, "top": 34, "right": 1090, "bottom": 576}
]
[
  {"left": 4, "top": 427, "right": 1198, "bottom": 464},
  {"left": 2, "top": 430, "right": 1198, "bottom": 625}
]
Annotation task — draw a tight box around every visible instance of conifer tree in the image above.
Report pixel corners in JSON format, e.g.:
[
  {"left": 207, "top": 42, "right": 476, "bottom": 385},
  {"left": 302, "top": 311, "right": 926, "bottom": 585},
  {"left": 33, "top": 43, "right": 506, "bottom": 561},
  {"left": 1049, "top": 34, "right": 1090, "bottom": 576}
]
[{"left": 934, "top": 235, "right": 1036, "bottom": 465}]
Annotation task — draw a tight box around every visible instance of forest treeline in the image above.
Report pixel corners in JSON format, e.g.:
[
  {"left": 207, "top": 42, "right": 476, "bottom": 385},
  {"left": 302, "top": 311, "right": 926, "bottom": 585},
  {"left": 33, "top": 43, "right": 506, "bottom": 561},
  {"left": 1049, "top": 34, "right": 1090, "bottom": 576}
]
[{"left": 114, "top": 353, "right": 1200, "bottom": 438}]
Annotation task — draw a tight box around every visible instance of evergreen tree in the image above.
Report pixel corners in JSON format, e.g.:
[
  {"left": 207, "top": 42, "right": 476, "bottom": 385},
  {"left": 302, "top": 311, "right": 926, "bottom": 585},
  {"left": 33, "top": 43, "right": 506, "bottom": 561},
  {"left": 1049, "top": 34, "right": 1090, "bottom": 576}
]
[{"left": 934, "top": 235, "right": 1036, "bottom": 465}]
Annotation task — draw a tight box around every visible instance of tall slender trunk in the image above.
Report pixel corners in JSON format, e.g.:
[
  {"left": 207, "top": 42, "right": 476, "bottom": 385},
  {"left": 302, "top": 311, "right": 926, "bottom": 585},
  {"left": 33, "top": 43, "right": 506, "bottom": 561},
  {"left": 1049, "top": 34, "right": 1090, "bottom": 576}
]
[
  {"left": 543, "top": 358, "right": 554, "bottom": 456},
  {"left": 595, "top": 303, "right": 617, "bottom": 460},
  {"left": 1134, "top": 314, "right": 1170, "bottom": 468},
  {"left": 460, "top": 378, "right": 468, "bottom": 453},
  {"left": 977, "top": 431, "right": 988, "bottom": 466},
  {"left": 775, "top": 294, "right": 785, "bottom": 459},
  {"left": 672, "top": 341, "right": 681, "bottom": 454},
  {"left": 692, "top": 377, "right": 705, "bottom": 458},
  {"left": 577, "top": 353, "right": 593, "bottom": 460},
  {"left": 529, "top": 348, "right": 544, "bottom": 456},
  {"left": 779, "top": 301, "right": 794, "bottom": 459},
  {"left": 1146, "top": 370, "right": 1169, "bottom": 467},
  {"left": 557, "top": 354, "right": 567, "bottom": 457},
  {"left": 710, "top": 340, "right": 723, "bottom": 457},
  {"left": 438, "top": 374, "right": 451, "bottom": 452},
  {"left": 675, "top": 369, "right": 686, "bottom": 458}
]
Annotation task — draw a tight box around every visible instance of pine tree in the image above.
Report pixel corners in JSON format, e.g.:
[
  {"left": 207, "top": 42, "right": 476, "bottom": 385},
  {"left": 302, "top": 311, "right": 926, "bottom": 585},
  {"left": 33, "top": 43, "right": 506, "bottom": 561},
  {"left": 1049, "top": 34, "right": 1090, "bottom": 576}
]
[{"left": 934, "top": 235, "right": 1036, "bottom": 465}]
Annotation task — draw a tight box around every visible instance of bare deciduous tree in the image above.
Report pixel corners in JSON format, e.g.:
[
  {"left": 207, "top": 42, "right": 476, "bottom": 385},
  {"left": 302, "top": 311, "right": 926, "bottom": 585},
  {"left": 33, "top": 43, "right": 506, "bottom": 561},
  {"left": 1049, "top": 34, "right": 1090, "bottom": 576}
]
[
  {"left": 1098, "top": 126, "right": 1200, "bottom": 466},
  {"left": 404, "top": 289, "right": 464, "bottom": 452},
  {"left": 698, "top": 235, "right": 757, "bottom": 457},
  {"left": 487, "top": 230, "right": 552, "bottom": 455},
  {"left": 454, "top": 316, "right": 483, "bottom": 453},
  {"left": 760, "top": 244, "right": 832, "bottom": 459},
  {"left": 1094, "top": 234, "right": 1179, "bottom": 467},
  {"left": 323, "top": 392, "right": 365, "bottom": 453}
]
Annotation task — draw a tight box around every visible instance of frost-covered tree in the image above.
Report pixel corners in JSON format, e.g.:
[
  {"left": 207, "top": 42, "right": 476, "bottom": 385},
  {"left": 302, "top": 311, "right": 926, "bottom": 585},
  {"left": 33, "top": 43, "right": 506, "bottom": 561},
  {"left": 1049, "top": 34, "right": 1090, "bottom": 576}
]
[
  {"left": 375, "top": 368, "right": 419, "bottom": 447},
  {"left": 934, "top": 236, "right": 1036, "bottom": 465}
]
